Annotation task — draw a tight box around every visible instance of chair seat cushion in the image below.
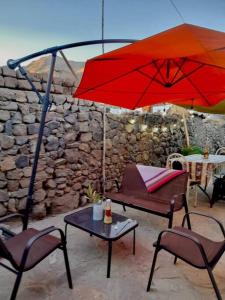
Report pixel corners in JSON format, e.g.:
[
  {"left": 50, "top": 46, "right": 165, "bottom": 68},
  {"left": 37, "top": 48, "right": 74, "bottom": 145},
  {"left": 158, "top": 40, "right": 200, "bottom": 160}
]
[
  {"left": 5, "top": 228, "right": 61, "bottom": 270},
  {"left": 159, "top": 226, "right": 225, "bottom": 268}
]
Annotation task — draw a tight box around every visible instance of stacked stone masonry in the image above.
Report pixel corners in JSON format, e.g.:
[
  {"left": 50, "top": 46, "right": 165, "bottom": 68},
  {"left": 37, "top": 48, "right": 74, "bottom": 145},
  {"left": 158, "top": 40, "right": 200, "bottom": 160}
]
[{"left": 0, "top": 65, "right": 223, "bottom": 219}]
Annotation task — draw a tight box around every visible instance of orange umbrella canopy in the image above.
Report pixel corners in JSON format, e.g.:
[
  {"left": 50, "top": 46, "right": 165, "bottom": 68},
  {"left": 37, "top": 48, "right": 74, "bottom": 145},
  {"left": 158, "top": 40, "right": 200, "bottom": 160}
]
[{"left": 74, "top": 24, "right": 225, "bottom": 110}]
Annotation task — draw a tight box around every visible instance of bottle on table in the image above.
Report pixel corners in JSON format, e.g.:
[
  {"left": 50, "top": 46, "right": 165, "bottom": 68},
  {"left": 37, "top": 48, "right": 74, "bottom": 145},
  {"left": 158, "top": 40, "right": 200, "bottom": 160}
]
[{"left": 104, "top": 199, "right": 112, "bottom": 224}]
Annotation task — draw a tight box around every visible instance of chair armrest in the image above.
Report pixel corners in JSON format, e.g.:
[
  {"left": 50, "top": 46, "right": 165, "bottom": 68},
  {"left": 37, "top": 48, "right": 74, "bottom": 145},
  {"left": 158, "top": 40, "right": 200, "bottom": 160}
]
[
  {"left": 156, "top": 228, "right": 209, "bottom": 265},
  {"left": 19, "top": 226, "right": 65, "bottom": 269},
  {"left": 0, "top": 213, "right": 25, "bottom": 224},
  {"left": 182, "top": 212, "right": 225, "bottom": 238}
]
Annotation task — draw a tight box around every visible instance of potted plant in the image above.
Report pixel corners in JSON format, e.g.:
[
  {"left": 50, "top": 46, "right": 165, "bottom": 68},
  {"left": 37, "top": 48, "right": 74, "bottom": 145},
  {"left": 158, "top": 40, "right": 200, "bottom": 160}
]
[
  {"left": 181, "top": 145, "right": 203, "bottom": 156},
  {"left": 85, "top": 184, "right": 103, "bottom": 220}
]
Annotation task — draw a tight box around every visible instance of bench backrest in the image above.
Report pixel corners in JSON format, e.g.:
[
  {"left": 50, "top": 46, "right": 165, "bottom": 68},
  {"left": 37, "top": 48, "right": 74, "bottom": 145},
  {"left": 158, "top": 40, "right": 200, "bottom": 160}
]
[{"left": 119, "top": 164, "right": 188, "bottom": 203}]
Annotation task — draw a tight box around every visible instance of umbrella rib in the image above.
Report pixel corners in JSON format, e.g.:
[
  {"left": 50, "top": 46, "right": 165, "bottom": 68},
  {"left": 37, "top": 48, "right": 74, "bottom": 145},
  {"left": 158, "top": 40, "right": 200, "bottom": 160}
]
[
  {"left": 188, "top": 58, "right": 225, "bottom": 71},
  {"left": 179, "top": 70, "right": 211, "bottom": 106},
  {"left": 137, "top": 69, "right": 164, "bottom": 86},
  {"left": 170, "top": 58, "right": 187, "bottom": 84},
  {"left": 152, "top": 60, "right": 167, "bottom": 84},
  {"left": 172, "top": 63, "right": 204, "bottom": 86},
  {"left": 75, "top": 60, "right": 156, "bottom": 97},
  {"left": 132, "top": 68, "right": 162, "bottom": 109}
]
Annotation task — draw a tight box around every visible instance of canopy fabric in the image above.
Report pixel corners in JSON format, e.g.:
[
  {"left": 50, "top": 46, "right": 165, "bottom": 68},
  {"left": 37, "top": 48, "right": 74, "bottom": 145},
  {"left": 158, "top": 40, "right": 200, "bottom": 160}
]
[{"left": 74, "top": 23, "right": 225, "bottom": 110}]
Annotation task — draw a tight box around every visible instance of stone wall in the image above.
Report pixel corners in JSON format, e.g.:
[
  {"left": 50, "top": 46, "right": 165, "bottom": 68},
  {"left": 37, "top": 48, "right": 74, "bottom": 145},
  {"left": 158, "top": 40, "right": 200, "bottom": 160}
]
[
  {"left": 0, "top": 66, "right": 186, "bottom": 218},
  {"left": 188, "top": 116, "right": 225, "bottom": 153}
]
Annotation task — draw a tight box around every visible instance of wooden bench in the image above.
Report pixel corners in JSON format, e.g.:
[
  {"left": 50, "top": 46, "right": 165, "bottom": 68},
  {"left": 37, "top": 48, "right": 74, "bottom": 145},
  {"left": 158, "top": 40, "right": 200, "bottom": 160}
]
[{"left": 106, "top": 164, "right": 190, "bottom": 228}]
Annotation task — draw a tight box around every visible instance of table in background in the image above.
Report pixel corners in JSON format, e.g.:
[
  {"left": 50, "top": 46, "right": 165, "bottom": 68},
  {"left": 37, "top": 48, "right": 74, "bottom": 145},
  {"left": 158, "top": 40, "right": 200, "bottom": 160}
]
[
  {"left": 185, "top": 154, "right": 225, "bottom": 204},
  {"left": 64, "top": 207, "right": 138, "bottom": 278}
]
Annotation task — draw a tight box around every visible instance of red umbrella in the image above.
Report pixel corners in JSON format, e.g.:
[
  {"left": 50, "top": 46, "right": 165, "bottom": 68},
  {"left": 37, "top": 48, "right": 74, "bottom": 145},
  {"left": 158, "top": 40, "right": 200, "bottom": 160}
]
[{"left": 74, "top": 24, "right": 225, "bottom": 109}]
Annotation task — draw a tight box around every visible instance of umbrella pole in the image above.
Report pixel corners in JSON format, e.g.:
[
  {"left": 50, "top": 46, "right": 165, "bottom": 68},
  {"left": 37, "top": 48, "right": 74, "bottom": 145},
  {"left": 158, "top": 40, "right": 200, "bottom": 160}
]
[
  {"left": 23, "top": 52, "right": 57, "bottom": 230},
  {"left": 182, "top": 112, "right": 190, "bottom": 147}
]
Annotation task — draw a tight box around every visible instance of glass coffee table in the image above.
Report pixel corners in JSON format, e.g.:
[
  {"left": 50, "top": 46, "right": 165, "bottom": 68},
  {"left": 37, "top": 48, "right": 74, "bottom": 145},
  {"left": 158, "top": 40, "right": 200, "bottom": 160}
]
[{"left": 64, "top": 207, "right": 138, "bottom": 278}]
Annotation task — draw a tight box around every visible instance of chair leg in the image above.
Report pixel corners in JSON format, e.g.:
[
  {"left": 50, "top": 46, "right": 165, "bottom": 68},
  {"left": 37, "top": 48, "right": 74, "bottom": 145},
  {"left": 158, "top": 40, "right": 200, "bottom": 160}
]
[
  {"left": 206, "top": 266, "right": 222, "bottom": 300},
  {"left": 147, "top": 248, "right": 159, "bottom": 292},
  {"left": 194, "top": 185, "right": 198, "bottom": 207},
  {"left": 123, "top": 205, "right": 126, "bottom": 212},
  {"left": 10, "top": 271, "right": 23, "bottom": 300},
  {"left": 186, "top": 180, "right": 190, "bottom": 204},
  {"left": 62, "top": 244, "right": 73, "bottom": 289},
  {"left": 168, "top": 214, "right": 173, "bottom": 228},
  {"left": 173, "top": 256, "right": 178, "bottom": 264}
]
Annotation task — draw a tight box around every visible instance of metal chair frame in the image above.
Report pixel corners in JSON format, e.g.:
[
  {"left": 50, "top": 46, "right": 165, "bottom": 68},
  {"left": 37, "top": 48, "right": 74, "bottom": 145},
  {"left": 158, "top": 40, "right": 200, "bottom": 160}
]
[
  {"left": 147, "top": 212, "right": 225, "bottom": 300},
  {"left": 0, "top": 214, "right": 73, "bottom": 300}
]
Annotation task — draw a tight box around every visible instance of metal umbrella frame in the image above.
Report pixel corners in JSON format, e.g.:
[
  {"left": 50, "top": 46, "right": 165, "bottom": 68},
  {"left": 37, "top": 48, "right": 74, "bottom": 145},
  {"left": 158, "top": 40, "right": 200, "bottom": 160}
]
[{"left": 7, "top": 39, "right": 137, "bottom": 230}]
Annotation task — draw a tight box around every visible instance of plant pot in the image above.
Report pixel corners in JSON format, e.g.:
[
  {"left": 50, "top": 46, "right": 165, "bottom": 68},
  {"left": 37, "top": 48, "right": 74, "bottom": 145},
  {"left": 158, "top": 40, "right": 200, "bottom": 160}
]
[{"left": 93, "top": 203, "right": 103, "bottom": 221}]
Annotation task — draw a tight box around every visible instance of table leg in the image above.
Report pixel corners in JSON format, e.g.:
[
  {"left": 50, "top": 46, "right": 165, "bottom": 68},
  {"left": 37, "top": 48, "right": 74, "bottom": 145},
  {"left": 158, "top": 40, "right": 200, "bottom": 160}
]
[
  {"left": 65, "top": 223, "right": 68, "bottom": 241},
  {"left": 133, "top": 228, "right": 136, "bottom": 255},
  {"left": 107, "top": 241, "right": 112, "bottom": 278}
]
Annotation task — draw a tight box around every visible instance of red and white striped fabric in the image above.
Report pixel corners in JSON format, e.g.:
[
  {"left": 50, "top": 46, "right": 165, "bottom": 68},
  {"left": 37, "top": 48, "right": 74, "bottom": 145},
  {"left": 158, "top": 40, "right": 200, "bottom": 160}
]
[{"left": 137, "top": 164, "right": 185, "bottom": 193}]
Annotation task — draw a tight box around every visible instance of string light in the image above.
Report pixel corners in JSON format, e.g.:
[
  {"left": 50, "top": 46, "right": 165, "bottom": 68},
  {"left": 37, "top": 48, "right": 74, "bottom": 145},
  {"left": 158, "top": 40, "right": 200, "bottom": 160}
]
[
  {"left": 153, "top": 126, "right": 159, "bottom": 133},
  {"left": 128, "top": 118, "right": 135, "bottom": 124},
  {"left": 140, "top": 124, "right": 148, "bottom": 131},
  {"left": 162, "top": 126, "right": 168, "bottom": 132}
]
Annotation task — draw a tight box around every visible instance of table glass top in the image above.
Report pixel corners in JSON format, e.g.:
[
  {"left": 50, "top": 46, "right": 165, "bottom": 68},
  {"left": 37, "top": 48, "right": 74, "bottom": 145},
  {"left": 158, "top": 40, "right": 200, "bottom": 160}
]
[{"left": 64, "top": 207, "right": 138, "bottom": 240}]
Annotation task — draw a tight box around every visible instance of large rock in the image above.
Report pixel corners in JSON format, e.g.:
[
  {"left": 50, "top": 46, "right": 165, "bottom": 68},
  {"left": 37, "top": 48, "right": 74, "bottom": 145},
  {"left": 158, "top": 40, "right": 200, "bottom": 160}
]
[
  {"left": 13, "top": 124, "right": 27, "bottom": 136},
  {"left": 79, "top": 122, "right": 89, "bottom": 132},
  {"left": 0, "top": 190, "right": 9, "bottom": 202},
  {"left": 2, "top": 66, "right": 17, "bottom": 77},
  {"left": 11, "top": 112, "right": 22, "bottom": 124},
  {"left": 0, "top": 135, "right": 15, "bottom": 149},
  {"left": 10, "top": 188, "right": 28, "bottom": 198},
  {"left": 7, "top": 180, "right": 19, "bottom": 192},
  {"left": 65, "top": 149, "right": 80, "bottom": 163},
  {"left": 45, "top": 135, "right": 59, "bottom": 151},
  {"left": 80, "top": 133, "right": 92, "bottom": 142},
  {"left": 53, "top": 94, "right": 65, "bottom": 105},
  {"left": 0, "top": 110, "right": 10, "bottom": 121},
  {"left": 23, "top": 114, "right": 36, "bottom": 124},
  {"left": 45, "top": 179, "right": 56, "bottom": 188},
  {"left": 0, "top": 157, "right": 16, "bottom": 172},
  {"left": 0, "top": 203, "right": 7, "bottom": 216},
  {"left": 4, "top": 77, "right": 17, "bottom": 88},
  {"left": 7, "top": 169, "right": 23, "bottom": 180},
  {"left": 46, "top": 120, "right": 60, "bottom": 130},
  {"left": 65, "top": 114, "right": 76, "bottom": 124},
  {"left": 27, "top": 123, "right": 39, "bottom": 134},
  {"left": 79, "top": 143, "right": 90, "bottom": 153},
  {"left": 33, "top": 189, "right": 46, "bottom": 203},
  {"left": 0, "top": 101, "right": 18, "bottom": 111},
  {"left": 15, "top": 155, "right": 29, "bottom": 168}
]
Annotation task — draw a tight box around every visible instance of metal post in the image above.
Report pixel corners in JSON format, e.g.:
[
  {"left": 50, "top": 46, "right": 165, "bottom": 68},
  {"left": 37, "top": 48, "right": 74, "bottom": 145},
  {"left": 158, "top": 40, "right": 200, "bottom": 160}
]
[{"left": 23, "top": 52, "right": 57, "bottom": 230}]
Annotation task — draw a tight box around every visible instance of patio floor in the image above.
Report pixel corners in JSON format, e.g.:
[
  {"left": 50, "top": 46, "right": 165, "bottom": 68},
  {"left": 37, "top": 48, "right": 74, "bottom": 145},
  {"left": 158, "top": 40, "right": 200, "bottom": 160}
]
[{"left": 0, "top": 188, "right": 225, "bottom": 300}]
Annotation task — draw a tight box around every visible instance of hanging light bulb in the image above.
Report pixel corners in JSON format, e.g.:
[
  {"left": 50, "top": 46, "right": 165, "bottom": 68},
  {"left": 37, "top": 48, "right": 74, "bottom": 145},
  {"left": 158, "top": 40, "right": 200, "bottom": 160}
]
[
  {"left": 140, "top": 124, "right": 148, "bottom": 131},
  {"left": 153, "top": 126, "right": 159, "bottom": 133},
  {"left": 128, "top": 118, "right": 135, "bottom": 124}
]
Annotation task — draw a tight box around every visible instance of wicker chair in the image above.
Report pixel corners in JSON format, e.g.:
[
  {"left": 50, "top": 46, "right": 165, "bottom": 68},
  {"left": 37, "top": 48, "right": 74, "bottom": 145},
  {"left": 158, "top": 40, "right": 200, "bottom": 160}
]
[
  {"left": 147, "top": 212, "right": 225, "bottom": 300},
  {"left": 166, "top": 153, "right": 200, "bottom": 207}
]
